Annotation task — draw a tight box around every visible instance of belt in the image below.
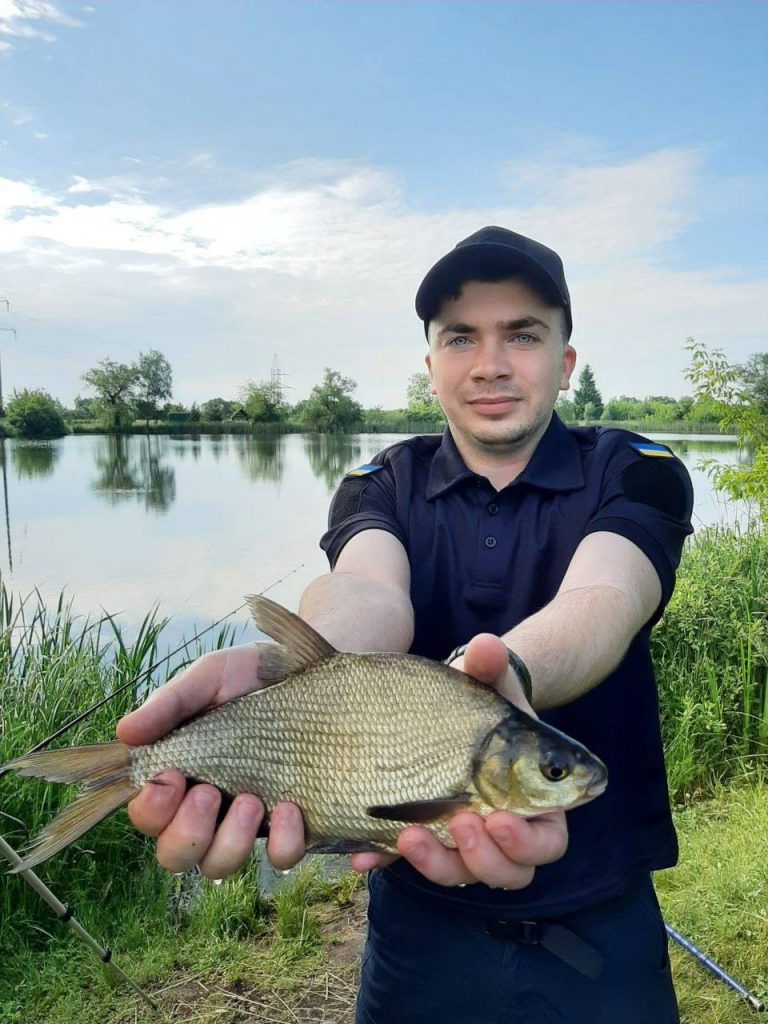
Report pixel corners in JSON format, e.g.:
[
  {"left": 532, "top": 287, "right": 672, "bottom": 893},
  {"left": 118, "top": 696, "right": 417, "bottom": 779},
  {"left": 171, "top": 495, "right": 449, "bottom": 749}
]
[{"left": 484, "top": 918, "right": 604, "bottom": 979}]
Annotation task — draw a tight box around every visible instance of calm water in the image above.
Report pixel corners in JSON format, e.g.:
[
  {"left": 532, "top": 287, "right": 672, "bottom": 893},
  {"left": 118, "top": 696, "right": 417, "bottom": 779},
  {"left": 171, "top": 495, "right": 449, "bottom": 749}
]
[{"left": 0, "top": 430, "right": 748, "bottom": 658}]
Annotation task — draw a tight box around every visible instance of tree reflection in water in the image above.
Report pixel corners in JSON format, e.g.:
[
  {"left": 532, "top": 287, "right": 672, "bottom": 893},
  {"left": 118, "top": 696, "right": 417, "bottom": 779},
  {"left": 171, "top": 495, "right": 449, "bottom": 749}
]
[
  {"left": 232, "top": 433, "right": 285, "bottom": 483},
  {"left": 303, "top": 434, "right": 362, "bottom": 493},
  {"left": 11, "top": 440, "right": 62, "bottom": 479},
  {"left": 92, "top": 435, "right": 176, "bottom": 513}
]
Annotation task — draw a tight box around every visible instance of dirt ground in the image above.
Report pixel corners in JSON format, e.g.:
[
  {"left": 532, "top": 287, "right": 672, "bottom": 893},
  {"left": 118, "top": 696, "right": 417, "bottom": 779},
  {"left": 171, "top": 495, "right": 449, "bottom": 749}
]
[{"left": 144, "top": 888, "right": 367, "bottom": 1024}]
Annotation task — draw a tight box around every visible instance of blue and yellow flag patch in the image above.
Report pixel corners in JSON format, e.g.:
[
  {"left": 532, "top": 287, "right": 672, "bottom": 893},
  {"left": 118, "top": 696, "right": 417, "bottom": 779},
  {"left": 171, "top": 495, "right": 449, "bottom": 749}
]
[
  {"left": 346, "top": 464, "right": 384, "bottom": 477},
  {"left": 630, "top": 442, "right": 674, "bottom": 459}
]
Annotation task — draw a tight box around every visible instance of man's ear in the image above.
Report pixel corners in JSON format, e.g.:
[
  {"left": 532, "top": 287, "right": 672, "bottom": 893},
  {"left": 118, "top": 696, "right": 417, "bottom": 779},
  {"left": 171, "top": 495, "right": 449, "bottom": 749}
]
[
  {"left": 425, "top": 352, "right": 437, "bottom": 395},
  {"left": 560, "top": 344, "right": 576, "bottom": 391}
]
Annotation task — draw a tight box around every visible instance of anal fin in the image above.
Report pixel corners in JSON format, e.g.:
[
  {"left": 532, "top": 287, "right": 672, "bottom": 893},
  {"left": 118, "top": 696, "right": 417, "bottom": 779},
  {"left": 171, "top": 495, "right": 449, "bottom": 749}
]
[{"left": 306, "top": 838, "right": 394, "bottom": 855}]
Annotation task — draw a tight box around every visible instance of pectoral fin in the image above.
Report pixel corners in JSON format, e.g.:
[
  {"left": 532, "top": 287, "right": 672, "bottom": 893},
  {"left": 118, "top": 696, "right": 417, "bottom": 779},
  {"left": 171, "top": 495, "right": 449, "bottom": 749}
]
[{"left": 366, "top": 796, "right": 472, "bottom": 823}]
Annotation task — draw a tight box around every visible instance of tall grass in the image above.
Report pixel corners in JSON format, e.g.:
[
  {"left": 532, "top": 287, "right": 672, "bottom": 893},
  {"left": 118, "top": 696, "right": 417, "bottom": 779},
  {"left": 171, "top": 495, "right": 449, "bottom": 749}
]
[{"left": 653, "top": 525, "right": 768, "bottom": 799}]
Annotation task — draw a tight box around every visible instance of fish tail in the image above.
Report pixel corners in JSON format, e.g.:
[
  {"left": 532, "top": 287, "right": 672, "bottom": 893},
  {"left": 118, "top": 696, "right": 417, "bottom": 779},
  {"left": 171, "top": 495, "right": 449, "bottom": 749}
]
[{"left": 4, "top": 742, "right": 138, "bottom": 872}]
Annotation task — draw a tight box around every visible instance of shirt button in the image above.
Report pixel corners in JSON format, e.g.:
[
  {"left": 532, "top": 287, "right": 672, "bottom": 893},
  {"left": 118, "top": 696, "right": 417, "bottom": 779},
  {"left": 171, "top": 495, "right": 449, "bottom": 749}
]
[
  {"left": 485, "top": 536, "right": 497, "bottom": 549},
  {"left": 488, "top": 503, "right": 499, "bottom": 515}
]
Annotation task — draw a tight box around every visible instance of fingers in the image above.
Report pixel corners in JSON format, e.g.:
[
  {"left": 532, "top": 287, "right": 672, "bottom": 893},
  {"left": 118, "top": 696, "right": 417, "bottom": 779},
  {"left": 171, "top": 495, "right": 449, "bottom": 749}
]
[
  {"left": 458, "top": 634, "right": 533, "bottom": 712},
  {"left": 349, "top": 851, "right": 398, "bottom": 873},
  {"left": 396, "top": 810, "right": 568, "bottom": 889},
  {"left": 155, "top": 784, "right": 222, "bottom": 874},
  {"left": 126, "top": 770, "right": 186, "bottom": 836},
  {"left": 117, "top": 645, "right": 261, "bottom": 746},
  {"left": 198, "top": 795, "right": 264, "bottom": 879},
  {"left": 265, "top": 803, "right": 307, "bottom": 871}
]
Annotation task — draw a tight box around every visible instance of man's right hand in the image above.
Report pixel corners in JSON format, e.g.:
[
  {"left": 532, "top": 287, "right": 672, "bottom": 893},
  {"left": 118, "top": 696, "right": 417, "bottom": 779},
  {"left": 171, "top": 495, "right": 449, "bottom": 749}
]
[{"left": 116, "top": 645, "right": 307, "bottom": 880}]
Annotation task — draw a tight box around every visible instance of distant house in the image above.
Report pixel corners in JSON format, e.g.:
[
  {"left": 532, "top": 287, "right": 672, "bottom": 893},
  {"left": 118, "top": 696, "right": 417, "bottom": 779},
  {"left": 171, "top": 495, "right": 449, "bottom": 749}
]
[
  {"left": 230, "top": 407, "right": 249, "bottom": 421},
  {"left": 167, "top": 411, "right": 189, "bottom": 424}
]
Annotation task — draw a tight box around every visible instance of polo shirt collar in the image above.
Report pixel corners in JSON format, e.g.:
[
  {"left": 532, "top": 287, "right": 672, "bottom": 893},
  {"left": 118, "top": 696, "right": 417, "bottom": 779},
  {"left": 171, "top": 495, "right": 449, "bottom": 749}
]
[{"left": 426, "top": 412, "right": 585, "bottom": 500}]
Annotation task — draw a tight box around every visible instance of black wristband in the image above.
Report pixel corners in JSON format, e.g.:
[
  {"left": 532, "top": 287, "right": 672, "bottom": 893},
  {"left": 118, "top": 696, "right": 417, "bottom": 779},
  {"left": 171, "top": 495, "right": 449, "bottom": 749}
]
[{"left": 444, "top": 644, "right": 533, "bottom": 705}]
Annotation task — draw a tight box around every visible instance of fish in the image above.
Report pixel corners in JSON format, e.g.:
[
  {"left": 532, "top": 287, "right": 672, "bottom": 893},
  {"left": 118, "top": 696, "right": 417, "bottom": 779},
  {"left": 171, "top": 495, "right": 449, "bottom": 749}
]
[{"left": 3, "top": 595, "right": 607, "bottom": 873}]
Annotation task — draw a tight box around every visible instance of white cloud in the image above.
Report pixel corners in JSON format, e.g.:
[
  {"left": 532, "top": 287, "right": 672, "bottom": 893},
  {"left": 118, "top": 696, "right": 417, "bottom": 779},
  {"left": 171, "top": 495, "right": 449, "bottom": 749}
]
[
  {"left": 0, "top": 0, "right": 83, "bottom": 50},
  {"left": 0, "top": 149, "right": 765, "bottom": 409}
]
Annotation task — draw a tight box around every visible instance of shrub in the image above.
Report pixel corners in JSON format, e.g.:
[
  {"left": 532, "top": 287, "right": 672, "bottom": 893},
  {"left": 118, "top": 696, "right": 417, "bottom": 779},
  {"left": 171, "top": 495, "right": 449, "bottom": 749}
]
[{"left": 4, "top": 389, "right": 68, "bottom": 439}]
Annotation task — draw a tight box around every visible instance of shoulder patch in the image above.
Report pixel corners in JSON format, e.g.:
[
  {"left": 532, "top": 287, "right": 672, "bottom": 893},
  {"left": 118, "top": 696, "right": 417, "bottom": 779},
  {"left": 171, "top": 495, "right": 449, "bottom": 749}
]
[
  {"left": 345, "top": 464, "right": 384, "bottom": 477},
  {"left": 630, "top": 442, "right": 675, "bottom": 459}
]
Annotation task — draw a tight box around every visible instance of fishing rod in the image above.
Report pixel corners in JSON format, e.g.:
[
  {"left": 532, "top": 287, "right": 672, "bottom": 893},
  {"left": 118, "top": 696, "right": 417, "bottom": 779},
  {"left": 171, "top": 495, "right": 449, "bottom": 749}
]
[
  {"left": 0, "top": 834, "right": 158, "bottom": 1011},
  {"left": 0, "top": 562, "right": 305, "bottom": 780},
  {"left": 1, "top": 564, "right": 304, "bottom": 1012},
  {"left": 666, "top": 923, "right": 765, "bottom": 1012}
]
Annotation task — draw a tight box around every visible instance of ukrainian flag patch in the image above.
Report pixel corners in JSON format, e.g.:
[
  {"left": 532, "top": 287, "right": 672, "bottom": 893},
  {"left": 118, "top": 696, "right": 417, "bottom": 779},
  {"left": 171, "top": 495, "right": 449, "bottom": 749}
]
[
  {"left": 630, "top": 443, "right": 674, "bottom": 458},
  {"left": 346, "top": 464, "right": 384, "bottom": 477}
]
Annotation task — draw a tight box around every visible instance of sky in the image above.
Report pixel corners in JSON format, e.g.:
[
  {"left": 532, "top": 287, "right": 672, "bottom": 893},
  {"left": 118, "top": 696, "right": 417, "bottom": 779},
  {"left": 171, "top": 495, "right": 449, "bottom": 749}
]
[{"left": 0, "top": 0, "right": 766, "bottom": 411}]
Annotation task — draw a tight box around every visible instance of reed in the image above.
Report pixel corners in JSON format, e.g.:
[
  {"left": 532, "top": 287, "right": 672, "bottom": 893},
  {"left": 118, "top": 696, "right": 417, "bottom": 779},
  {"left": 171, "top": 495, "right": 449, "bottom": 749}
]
[{"left": 653, "top": 525, "right": 768, "bottom": 799}]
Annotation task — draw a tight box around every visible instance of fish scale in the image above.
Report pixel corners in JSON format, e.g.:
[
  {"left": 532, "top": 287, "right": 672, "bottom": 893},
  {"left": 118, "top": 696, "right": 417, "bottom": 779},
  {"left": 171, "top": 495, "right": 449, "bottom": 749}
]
[
  {"left": 131, "top": 653, "right": 506, "bottom": 849},
  {"left": 3, "top": 595, "right": 608, "bottom": 871}
]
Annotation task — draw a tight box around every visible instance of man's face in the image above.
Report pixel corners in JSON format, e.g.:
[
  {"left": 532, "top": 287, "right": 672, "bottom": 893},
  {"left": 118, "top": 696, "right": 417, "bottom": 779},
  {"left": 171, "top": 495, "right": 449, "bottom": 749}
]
[{"left": 426, "top": 278, "right": 576, "bottom": 458}]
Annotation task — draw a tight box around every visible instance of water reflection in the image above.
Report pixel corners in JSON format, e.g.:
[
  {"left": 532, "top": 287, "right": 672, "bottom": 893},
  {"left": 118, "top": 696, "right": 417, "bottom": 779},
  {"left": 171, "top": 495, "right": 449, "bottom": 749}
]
[
  {"left": 232, "top": 434, "right": 285, "bottom": 483},
  {"left": 11, "top": 440, "right": 62, "bottom": 479},
  {"left": 91, "top": 435, "right": 176, "bottom": 513},
  {"left": 303, "top": 434, "right": 362, "bottom": 492}
]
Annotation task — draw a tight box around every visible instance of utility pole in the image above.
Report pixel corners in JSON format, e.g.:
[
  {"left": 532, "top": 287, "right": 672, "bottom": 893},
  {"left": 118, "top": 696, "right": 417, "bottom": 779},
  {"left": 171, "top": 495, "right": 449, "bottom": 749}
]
[
  {"left": 0, "top": 300, "right": 12, "bottom": 416},
  {"left": 0, "top": 327, "right": 17, "bottom": 417},
  {"left": 0, "top": 323, "right": 16, "bottom": 411}
]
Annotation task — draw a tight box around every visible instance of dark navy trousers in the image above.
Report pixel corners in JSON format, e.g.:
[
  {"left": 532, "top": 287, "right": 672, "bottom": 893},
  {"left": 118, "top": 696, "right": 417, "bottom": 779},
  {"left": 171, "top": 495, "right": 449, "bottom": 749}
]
[{"left": 356, "top": 870, "right": 679, "bottom": 1024}]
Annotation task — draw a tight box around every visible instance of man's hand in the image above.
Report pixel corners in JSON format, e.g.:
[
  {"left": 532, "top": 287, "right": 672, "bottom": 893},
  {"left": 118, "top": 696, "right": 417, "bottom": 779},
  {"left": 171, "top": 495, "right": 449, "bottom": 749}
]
[
  {"left": 116, "top": 645, "right": 306, "bottom": 879},
  {"left": 348, "top": 633, "right": 569, "bottom": 887}
]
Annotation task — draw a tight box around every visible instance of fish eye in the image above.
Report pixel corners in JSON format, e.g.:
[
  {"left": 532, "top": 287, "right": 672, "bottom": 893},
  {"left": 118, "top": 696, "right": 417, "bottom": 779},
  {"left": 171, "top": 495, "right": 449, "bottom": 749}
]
[{"left": 541, "top": 756, "right": 571, "bottom": 782}]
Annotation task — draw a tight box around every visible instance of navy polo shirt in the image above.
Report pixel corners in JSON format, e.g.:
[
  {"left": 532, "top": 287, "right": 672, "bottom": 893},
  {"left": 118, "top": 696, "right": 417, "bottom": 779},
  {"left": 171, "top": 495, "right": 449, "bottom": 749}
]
[{"left": 320, "top": 412, "right": 693, "bottom": 919}]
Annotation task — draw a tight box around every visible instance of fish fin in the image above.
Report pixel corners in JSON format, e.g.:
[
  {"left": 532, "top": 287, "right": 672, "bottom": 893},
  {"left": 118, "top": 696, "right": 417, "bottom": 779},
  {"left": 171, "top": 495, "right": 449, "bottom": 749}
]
[
  {"left": 306, "top": 838, "right": 394, "bottom": 855},
  {"left": 366, "top": 796, "right": 472, "bottom": 823},
  {"left": 254, "top": 642, "right": 302, "bottom": 681},
  {"left": 3, "top": 742, "right": 138, "bottom": 872},
  {"left": 246, "top": 595, "right": 335, "bottom": 671}
]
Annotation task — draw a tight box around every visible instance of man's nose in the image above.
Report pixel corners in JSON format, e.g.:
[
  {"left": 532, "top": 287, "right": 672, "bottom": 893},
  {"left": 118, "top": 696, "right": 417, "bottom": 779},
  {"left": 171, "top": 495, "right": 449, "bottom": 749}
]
[{"left": 470, "top": 342, "right": 512, "bottom": 380}]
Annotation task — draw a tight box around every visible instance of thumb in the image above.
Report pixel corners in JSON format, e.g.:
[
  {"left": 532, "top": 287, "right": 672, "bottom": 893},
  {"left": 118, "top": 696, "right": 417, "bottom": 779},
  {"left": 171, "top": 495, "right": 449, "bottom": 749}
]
[{"left": 460, "top": 634, "right": 534, "bottom": 714}]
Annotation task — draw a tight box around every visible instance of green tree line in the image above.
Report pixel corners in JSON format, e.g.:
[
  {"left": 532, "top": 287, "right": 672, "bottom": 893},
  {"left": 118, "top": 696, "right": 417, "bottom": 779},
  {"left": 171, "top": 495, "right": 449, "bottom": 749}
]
[{"left": 2, "top": 345, "right": 765, "bottom": 440}]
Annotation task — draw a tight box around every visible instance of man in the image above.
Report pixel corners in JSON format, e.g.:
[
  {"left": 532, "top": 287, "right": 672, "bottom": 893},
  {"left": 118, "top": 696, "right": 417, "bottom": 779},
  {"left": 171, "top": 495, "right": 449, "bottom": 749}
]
[{"left": 118, "top": 227, "right": 693, "bottom": 1023}]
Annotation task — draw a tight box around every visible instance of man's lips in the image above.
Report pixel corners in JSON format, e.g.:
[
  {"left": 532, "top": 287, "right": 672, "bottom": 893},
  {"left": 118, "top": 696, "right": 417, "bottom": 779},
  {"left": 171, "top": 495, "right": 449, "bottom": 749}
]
[{"left": 467, "top": 396, "right": 522, "bottom": 412}]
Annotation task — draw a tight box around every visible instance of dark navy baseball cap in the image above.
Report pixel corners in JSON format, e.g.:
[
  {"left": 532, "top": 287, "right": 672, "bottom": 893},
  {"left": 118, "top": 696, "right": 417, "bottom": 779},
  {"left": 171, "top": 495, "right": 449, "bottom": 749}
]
[{"left": 415, "top": 226, "right": 572, "bottom": 338}]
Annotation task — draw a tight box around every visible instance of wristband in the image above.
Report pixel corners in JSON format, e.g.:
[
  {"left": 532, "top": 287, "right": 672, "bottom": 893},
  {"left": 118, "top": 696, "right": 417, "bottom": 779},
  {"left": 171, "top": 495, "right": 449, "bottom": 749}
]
[{"left": 443, "top": 644, "right": 533, "bottom": 705}]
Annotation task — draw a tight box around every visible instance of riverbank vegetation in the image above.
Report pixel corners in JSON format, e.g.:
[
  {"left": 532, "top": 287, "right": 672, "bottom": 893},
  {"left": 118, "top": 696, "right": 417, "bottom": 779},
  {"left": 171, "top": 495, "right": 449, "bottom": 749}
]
[
  {"left": 4, "top": 339, "right": 763, "bottom": 438},
  {"left": 0, "top": 517, "right": 766, "bottom": 1022}
]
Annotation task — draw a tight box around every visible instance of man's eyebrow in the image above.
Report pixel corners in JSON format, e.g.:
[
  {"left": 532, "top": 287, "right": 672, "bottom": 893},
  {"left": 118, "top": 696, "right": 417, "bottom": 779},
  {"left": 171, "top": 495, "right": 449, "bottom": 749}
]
[
  {"left": 436, "top": 316, "right": 551, "bottom": 337},
  {"left": 499, "top": 317, "right": 551, "bottom": 332},
  {"left": 436, "top": 322, "right": 476, "bottom": 337}
]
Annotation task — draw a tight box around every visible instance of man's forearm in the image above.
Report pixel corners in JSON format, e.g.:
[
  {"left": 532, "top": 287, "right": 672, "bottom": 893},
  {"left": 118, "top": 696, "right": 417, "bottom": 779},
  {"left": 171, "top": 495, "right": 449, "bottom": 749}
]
[
  {"left": 502, "top": 584, "right": 645, "bottom": 711},
  {"left": 298, "top": 571, "right": 414, "bottom": 653}
]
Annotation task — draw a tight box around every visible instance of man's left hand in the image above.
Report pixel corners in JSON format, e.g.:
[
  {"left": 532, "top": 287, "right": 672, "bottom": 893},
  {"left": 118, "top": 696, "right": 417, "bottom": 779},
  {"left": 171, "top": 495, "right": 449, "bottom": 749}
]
[{"left": 349, "top": 633, "right": 569, "bottom": 887}]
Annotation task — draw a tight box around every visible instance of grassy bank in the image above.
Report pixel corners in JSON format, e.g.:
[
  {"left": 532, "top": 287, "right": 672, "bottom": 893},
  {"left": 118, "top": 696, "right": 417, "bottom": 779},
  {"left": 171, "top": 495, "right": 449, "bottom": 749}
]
[{"left": 0, "top": 525, "right": 766, "bottom": 1022}]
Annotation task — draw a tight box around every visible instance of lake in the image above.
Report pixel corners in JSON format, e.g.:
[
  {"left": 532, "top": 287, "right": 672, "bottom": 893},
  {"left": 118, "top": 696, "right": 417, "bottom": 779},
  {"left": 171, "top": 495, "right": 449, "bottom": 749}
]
[{"left": 0, "top": 429, "right": 749, "bottom": 659}]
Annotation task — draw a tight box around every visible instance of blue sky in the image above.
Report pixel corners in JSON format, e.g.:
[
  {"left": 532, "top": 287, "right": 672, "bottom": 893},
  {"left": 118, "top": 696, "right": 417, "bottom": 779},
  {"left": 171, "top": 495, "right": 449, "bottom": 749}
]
[{"left": 1, "top": 0, "right": 766, "bottom": 409}]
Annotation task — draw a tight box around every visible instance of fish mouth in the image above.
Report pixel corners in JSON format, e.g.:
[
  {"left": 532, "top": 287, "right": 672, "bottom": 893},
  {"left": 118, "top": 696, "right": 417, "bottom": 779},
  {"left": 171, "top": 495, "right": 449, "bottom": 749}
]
[{"left": 585, "top": 769, "right": 608, "bottom": 799}]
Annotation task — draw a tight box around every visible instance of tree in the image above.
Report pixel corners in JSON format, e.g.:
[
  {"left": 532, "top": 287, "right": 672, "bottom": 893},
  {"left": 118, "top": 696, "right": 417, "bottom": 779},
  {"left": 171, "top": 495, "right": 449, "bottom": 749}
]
[
  {"left": 5, "top": 388, "right": 67, "bottom": 439},
  {"left": 135, "top": 350, "right": 173, "bottom": 426},
  {"left": 572, "top": 364, "right": 603, "bottom": 420},
  {"left": 201, "top": 397, "right": 232, "bottom": 422},
  {"left": 82, "top": 359, "right": 137, "bottom": 430},
  {"left": 406, "top": 372, "right": 443, "bottom": 420},
  {"left": 685, "top": 338, "right": 768, "bottom": 521},
  {"left": 299, "top": 368, "right": 363, "bottom": 432},
  {"left": 738, "top": 352, "right": 768, "bottom": 412},
  {"left": 239, "top": 380, "right": 286, "bottom": 423}
]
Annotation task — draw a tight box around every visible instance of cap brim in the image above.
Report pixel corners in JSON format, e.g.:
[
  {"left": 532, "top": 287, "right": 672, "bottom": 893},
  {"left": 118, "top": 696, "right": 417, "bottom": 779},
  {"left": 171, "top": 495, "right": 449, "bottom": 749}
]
[{"left": 415, "top": 242, "right": 569, "bottom": 327}]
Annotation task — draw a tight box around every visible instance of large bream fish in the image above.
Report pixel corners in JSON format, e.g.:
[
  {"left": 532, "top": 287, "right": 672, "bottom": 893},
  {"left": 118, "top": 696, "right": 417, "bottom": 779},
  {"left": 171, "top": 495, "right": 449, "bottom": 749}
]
[{"left": 4, "top": 596, "right": 607, "bottom": 872}]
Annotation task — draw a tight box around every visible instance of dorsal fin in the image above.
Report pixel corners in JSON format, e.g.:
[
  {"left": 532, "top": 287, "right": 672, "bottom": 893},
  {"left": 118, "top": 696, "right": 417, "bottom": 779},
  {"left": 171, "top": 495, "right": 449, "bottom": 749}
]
[{"left": 246, "top": 594, "right": 336, "bottom": 674}]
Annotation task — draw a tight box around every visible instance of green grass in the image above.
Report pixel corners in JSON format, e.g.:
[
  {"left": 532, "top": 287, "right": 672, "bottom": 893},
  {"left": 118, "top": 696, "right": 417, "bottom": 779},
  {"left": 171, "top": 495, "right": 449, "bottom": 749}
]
[
  {"left": 0, "top": 527, "right": 766, "bottom": 1023},
  {"left": 653, "top": 525, "right": 768, "bottom": 799},
  {"left": 659, "top": 780, "right": 768, "bottom": 1022}
]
